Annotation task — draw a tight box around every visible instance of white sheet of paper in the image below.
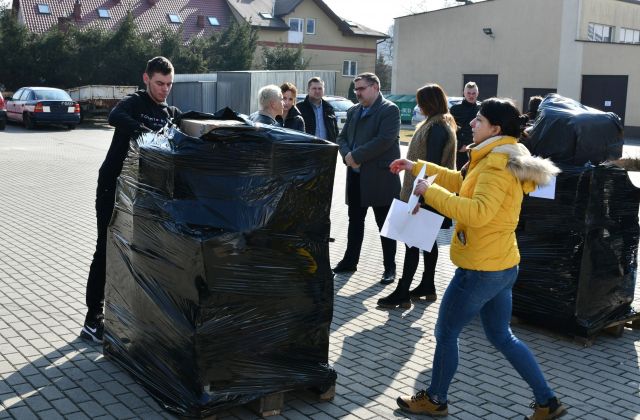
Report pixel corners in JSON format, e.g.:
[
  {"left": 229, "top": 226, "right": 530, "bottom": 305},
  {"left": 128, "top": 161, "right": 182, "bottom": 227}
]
[
  {"left": 529, "top": 176, "right": 556, "bottom": 200},
  {"left": 381, "top": 198, "right": 444, "bottom": 251},
  {"left": 406, "top": 167, "right": 436, "bottom": 214},
  {"left": 406, "top": 165, "right": 426, "bottom": 213}
]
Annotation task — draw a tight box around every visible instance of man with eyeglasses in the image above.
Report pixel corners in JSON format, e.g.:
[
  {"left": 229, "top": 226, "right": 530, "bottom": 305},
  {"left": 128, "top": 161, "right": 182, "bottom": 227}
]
[
  {"left": 333, "top": 72, "right": 401, "bottom": 286},
  {"left": 296, "top": 77, "right": 339, "bottom": 142}
]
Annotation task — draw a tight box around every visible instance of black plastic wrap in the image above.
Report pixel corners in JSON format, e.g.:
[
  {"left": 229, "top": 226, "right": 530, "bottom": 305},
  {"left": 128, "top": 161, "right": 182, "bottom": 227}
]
[
  {"left": 102, "top": 116, "right": 339, "bottom": 417},
  {"left": 514, "top": 163, "right": 640, "bottom": 337},
  {"left": 522, "top": 94, "right": 623, "bottom": 165}
]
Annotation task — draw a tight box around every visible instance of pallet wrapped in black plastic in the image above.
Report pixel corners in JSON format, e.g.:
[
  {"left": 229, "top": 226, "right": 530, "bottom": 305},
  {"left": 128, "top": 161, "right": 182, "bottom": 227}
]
[
  {"left": 521, "top": 93, "right": 623, "bottom": 165},
  {"left": 514, "top": 162, "right": 640, "bottom": 338},
  {"left": 102, "top": 109, "right": 339, "bottom": 417}
]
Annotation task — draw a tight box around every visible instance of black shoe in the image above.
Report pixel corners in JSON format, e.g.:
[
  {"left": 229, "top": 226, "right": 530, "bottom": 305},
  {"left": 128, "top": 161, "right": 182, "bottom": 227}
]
[
  {"left": 333, "top": 260, "right": 357, "bottom": 273},
  {"left": 80, "top": 318, "right": 104, "bottom": 344},
  {"left": 380, "top": 268, "right": 396, "bottom": 285},
  {"left": 377, "top": 289, "right": 411, "bottom": 309}
]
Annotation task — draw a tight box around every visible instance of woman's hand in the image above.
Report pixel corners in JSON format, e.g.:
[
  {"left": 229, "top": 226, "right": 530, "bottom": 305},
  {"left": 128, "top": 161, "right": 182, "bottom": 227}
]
[
  {"left": 389, "top": 159, "right": 414, "bottom": 174},
  {"left": 413, "top": 178, "right": 429, "bottom": 196}
]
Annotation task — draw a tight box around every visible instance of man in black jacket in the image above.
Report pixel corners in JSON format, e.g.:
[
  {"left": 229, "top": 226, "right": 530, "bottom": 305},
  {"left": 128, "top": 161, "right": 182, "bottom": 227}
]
[
  {"left": 296, "top": 76, "right": 339, "bottom": 142},
  {"left": 81, "top": 56, "right": 181, "bottom": 343},
  {"left": 449, "top": 82, "right": 480, "bottom": 170}
]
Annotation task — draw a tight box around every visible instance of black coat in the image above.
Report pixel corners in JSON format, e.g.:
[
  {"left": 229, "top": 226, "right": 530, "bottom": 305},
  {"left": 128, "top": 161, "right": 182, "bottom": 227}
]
[
  {"left": 449, "top": 99, "right": 480, "bottom": 147},
  {"left": 281, "top": 105, "right": 305, "bottom": 132},
  {"left": 336, "top": 94, "right": 401, "bottom": 207},
  {"left": 296, "top": 97, "right": 339, "bottom": 142},
  {"left": 99, "top": 90, "right": 180, "bottom": 191}
]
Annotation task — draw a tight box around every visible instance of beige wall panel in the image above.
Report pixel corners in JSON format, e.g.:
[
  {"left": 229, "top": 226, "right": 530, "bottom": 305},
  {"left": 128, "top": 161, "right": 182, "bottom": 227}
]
[
  {"left": 581, "top": 42, "right": 640, "bottom": 126},
  {"left": 393, "top": 0, "right": 563, "bottom": 107},
  {"left": 579, "top": 0, "right": 640, "bottom": 39}
]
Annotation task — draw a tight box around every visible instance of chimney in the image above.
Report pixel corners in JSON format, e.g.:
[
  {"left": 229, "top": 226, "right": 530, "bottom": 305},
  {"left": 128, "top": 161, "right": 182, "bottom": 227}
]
[
  {"left": 58, "top": 16, "right": 70, "bottom": 32},
  {"left": 197, "top": 15, "right": 205, "bottom": 28},
  {"left": 73, "top": 0, "right": 81, "bottom": 21}
]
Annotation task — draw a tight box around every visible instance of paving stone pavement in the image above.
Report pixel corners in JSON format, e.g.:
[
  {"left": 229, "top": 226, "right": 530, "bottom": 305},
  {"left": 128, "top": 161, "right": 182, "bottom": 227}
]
[{"left": 1, "top": 123, "right": 639, "bottom": 419}]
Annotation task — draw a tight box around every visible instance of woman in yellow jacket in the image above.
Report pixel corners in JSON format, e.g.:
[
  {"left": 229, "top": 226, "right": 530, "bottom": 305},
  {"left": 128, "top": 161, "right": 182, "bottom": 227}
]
[{"left": 391, "top": 98, "right": 566, "bottom": 420}]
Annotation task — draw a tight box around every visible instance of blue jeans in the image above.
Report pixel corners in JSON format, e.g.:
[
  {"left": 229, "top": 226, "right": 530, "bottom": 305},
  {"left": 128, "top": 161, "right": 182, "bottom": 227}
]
[{"left": 428, "top": 266, "right": 554, "bottom": 405}]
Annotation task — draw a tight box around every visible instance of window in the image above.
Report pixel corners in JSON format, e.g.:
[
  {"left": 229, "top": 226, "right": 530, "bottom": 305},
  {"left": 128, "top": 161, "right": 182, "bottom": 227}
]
[
  {"left": 342, "top": 60, "right": 357, "bottom": 77},
  {"left": 37, "top": 3, "right": 51, "bottom": 14},
  {"left": 208, "top": 16, "right": 219, "bottom": 26},
  {"left": 98, "top": 9, "right": 110, "bottom": 19},
  {"left": 259, "top": 12, "right": 273, "bottom": 19},
  {"left": 306, "top": 18, "right": 316, "bottom": 34},
  {"left": 168, "top": 14, "right": 182, "bottom": 24},
  {"left": 619, "top": 27, "right": 640, "bottom": 44},
  {"left": 587, "top": 23, "right": 613, "bottom": 42},
  {"left": 289, "top": 18, "right": 303, "bottom": 32}
]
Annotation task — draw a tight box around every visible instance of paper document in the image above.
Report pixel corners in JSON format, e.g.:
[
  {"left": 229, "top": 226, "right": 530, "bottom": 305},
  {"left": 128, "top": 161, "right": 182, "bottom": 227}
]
[
  {"left": 381, "top": 198, "right": 444, "bottom": 251},
  {"left": 406, "top": 167, "right": 437, "bottom": 215},
  {"left": 530, "top": 176, "right": 556, "bottom": 200}
]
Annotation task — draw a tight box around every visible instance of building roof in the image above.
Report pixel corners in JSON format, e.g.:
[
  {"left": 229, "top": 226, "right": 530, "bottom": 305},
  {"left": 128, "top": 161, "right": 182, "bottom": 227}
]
[
  {"left": 227, "top": 0, "right": 387, "bottom": 38},
  {"left": 12, "top": 0, "right": 233, "bottom": 41}
]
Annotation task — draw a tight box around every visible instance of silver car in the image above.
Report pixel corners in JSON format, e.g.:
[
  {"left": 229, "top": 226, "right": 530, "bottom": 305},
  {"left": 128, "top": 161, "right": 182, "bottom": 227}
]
[{"left": 411, "top": 96, "right": 463, "bottom": 126}]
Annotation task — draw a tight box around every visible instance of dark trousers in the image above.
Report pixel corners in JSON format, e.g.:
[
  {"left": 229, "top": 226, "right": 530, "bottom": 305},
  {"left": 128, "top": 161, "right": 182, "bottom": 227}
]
[
  {"left": 401, "top": 242, "right": 438, "bottom": 293},
  {"left": 85, "top": 186, "right": 115, "bottom": 323},
  {"left": 342, "top": 171, "right": 396, "bottom": 270}
]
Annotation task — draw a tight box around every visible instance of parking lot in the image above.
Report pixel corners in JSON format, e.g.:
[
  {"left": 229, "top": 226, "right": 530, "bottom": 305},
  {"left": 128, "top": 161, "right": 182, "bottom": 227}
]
[{"left": 1, "top": 122, "right": 640, "bottom": 419}]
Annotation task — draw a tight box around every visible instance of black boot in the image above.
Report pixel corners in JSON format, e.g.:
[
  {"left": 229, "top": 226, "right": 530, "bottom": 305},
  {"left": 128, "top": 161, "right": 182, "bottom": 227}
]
[
  {"left": 409, "top": 272, "right": 437, "bottom": 302},
  {"left": 410, "top": 246, "right": 438, "bottom": 302},
  {"left": 377, "top": 277, "right": 412, "bottom": 309}
]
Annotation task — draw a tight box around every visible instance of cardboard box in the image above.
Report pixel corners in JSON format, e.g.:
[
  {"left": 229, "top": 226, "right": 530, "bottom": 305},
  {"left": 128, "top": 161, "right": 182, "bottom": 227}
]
[{"left": 180, "top": 119, "right": 245, "bottom": 137}]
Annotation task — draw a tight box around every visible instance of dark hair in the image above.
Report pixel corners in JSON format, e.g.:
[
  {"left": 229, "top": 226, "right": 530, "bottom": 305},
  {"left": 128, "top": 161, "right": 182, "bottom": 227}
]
[
  {"left": 145, "top": 56, "right": 174, "bottom": 77},
  {"left": 479, "top": 98, "right": 528, "bottom": 138},
  {"left": 307, "top": 76, "right": 324, "bottom": 88},
  {"left": 416, "top": 83, "right": 457, "bottom": 130},
  {"left": 280, "top": 82, "right": 297, "bottom": 97},
  {"left": 528, "top": 95, "right": 543, "bottom": 117},
  {"left": 354, "top": 72, "right": 380, "bottom": 87}
]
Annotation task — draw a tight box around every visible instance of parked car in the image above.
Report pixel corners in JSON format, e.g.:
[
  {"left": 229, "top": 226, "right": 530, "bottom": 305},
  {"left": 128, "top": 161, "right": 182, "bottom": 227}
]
[
  {"left": 0, "top": 92, "right": 6, "bottom": 130},
  {"left": 296, "top": 94, "right": 354, "bottom": 131},
  {"left": 411, "top": 96, "right": 463, "bottom": 126},
  {"left": 6, "top": 87, "right": 80, "bottom": 129}
]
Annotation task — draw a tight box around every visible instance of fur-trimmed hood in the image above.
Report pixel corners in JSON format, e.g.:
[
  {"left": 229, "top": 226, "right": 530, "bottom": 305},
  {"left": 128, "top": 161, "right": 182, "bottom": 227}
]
[{"left": 470, "top": 135, "right": 560, "bottom": 187}]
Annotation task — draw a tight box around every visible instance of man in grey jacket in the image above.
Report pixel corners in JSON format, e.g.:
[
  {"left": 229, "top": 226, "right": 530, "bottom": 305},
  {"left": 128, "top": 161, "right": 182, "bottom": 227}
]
[{"left": 334, "top": 73, "right": 401, "bottom": 285}]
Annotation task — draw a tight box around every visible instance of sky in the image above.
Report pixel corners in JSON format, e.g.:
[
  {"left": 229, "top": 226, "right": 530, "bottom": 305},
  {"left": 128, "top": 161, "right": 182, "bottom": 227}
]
[{"left": 322, "top": 0, "right": 455, "bottom": 33}]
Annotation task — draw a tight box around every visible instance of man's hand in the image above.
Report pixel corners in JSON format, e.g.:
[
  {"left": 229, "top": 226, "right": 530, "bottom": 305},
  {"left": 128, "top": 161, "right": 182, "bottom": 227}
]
[
  {"left": 389, "top": 159, "right": 414, "bottom": 174},
  {"left": 345, "top": 152, "right": 360, "bottom": 169},
  {"left": 458, "top": 144, "right": 469, "bottom": 153}
]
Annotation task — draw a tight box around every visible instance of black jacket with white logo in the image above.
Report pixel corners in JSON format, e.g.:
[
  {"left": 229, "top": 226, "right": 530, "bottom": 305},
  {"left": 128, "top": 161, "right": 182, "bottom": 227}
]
[{"left": 98, "top": 90, "right": 180, "bottom": 191}]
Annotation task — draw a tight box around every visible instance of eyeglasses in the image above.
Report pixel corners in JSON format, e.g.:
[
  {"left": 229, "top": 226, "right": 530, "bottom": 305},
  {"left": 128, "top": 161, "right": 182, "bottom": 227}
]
[{"left": 353, "top": 84, "right": 373, "bottom": 93}]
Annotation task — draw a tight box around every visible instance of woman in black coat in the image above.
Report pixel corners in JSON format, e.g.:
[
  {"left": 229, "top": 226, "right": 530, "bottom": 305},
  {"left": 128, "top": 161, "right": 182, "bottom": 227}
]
[{"left": 280, "top": 82, "right": 305, "bottom": 132}]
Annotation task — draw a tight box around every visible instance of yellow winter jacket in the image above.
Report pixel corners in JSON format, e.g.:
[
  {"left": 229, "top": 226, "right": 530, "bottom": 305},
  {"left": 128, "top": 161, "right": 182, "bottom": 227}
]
[{"left": 412, "top": 135, "right": 560, "bottom": 271}]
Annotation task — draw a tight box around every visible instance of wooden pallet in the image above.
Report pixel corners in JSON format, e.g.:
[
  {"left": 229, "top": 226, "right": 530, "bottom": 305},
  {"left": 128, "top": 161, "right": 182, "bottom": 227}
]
[
  {"left": 512, "top": 311, "right": 640, "bottom": 347},
  {"left": 248, "top": 384, "right": 336, "bottom": 418}
]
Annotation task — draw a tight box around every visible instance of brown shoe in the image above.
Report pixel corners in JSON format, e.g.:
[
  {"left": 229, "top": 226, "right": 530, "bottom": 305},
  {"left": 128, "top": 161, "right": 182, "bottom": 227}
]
[
  {"left": 396, "top": 390, "right": 448, "bottom": 416},
  {"left": 526, "top": 397, "right": 567, "bottom": 420}
]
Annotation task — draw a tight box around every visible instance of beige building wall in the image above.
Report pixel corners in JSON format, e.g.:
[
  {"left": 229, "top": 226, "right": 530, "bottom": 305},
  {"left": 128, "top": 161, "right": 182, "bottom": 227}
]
[
  {"left": 252, "top": 0, "right": 379, "bottom": 96},
  {"left": 393, "top": 0, "right": 562, "bottom": 108},
  {"left": 578, "top": 0, "right": 640, "bottom": 39},
  {"left": 393, "top": 0, "right": 640, "bottom": 131}
]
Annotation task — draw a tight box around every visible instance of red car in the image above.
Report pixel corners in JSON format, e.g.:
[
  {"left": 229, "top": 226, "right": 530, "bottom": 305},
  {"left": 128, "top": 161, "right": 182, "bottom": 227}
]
[
  {"left": 0, "top": 92, "right": 6, "bottom": 130},
  {"left": 5, "top": 87, "right": 80, "bottom": 130}
]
